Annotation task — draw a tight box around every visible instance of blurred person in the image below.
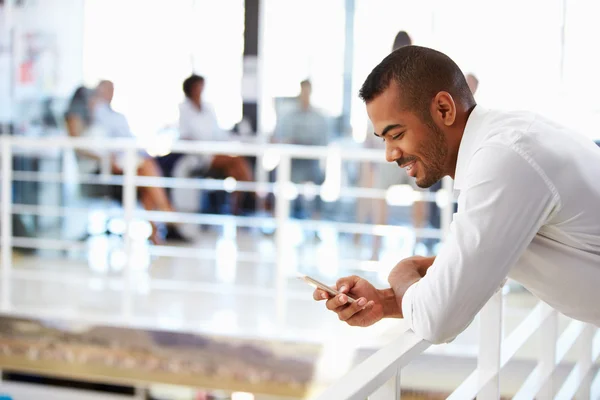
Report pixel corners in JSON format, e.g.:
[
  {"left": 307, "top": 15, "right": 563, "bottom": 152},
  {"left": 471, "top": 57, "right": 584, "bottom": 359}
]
[
  {"left": 65, "top": 86, "right": 100, "bottom": 168},
  {"left": 272, "top": 79, "right": 331, "bottom": 219},
  {"left": 313, "top": 46, "right": 600, "bottom": 344},
  {"left": 355, "top": 30, "right": 427, "bottom": 260},
  {"left": 466, "top": 73, "right": 479, "bottom": 95},
  {"left": 391, "top": 30, "right": 412, "bottom": 50},
  {"left": 94, "top": 80, "right": 176, "bottom": 243},
  {"left": 178, "top": 74, "right": 253, "bottom": 215},
  {"left": 66, "top": 81, "right": 175, "bottom": 244}
]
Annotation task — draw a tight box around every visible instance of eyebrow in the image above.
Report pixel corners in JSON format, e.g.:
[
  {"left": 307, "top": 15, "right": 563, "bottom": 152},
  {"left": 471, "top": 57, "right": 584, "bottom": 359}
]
[{"left": 373, "top": 124, "right": 404, "bottom": 138}]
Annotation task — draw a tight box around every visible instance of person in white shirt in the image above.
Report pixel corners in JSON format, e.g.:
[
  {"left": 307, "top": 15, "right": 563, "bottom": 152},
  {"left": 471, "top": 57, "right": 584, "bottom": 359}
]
[
  {"left": 466, "top": 73, "right": 479, "bottom": 95},
  {"left": 178, "top": 75, "right": 253, "bottom": 214},
  {"left": 313, "top": 45, "right": 600, "bottom": 344},
  {"left": 355, "top": 30, "right": 427, "bottom": 260}
]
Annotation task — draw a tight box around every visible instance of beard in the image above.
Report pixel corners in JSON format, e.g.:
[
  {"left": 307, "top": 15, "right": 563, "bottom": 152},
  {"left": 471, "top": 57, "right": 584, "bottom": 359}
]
[{"left": 415, "top": 121, "right": 448, "bottom": 188}]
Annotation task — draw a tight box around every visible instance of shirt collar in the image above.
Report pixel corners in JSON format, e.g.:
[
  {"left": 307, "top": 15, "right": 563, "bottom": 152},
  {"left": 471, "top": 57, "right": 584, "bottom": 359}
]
[{"left": 453, "top": 105, "right": 489, "bottom": 190}]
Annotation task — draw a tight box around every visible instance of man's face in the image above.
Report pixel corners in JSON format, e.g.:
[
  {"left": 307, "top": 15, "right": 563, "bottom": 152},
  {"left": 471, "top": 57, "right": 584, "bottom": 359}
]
[
  {"left": 300, "top": 83, "right": 311, "bottom": 104},
  {"left": 366, "top": 84, "right": 449, "bottom": 188},
  {"left": 97, "top": 82, "right": 114, "bottom": 104},
  {"left": 105, "top": 84, "right": 114, "bottom": 103},
  {"left": 191, "top": 81, "right": 204, "bottom": 103}
]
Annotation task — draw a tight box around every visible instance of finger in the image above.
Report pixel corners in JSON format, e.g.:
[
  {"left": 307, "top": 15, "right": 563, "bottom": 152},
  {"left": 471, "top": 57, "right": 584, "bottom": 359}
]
[
  {"left": 345, "top": 301, "right": 376, "bottom": 326},
  {"left": 336, "top": 275, "right": 360, "bottom": 294},
  {"left": 325, "top": 293, "right": 352, "bottom": 311},
  {"left": 313, "top": 288, "right": 331, "bottom": 301},
  {"left": 338, "top": 297, "right": 369, "bottom": 321}
]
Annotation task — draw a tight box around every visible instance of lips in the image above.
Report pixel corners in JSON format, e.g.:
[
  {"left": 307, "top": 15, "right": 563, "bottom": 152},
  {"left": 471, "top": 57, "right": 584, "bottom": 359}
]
[{"left": 401, "top": 161, "right": 417, "bottom": 177}]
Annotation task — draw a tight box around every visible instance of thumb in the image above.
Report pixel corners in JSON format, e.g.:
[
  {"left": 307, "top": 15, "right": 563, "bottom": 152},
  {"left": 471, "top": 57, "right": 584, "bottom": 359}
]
[{"left": 336, "top": 275, "right": 360, "bottom": 294}]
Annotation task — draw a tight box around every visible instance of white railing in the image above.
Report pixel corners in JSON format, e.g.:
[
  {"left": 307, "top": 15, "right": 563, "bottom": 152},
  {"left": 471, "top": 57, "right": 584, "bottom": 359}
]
[
  {"left": 2, "top": 135, "right": 597, "bottom": 399},
  {"left": 0, "top": 135, "right": 451, "bottom": 325},
  {"left": 318, "top": 294, "right": 599, "bottom": 399}
]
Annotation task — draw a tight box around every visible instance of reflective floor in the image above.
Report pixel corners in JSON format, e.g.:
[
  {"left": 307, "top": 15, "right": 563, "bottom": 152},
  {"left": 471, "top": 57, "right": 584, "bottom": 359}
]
[
  {"left": 3, "top": 220, "right": 586, "bottom": 397},
  {"left": 6, "top": 222, "right": 539, "bottom": 347},
  {"left": 8, "top": 224, "right": 416, "bottom": 345}
]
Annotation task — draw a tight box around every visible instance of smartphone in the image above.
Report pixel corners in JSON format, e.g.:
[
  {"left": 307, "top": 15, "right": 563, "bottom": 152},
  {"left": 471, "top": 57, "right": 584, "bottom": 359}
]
[{"left": 298, "top": 275, "right": 356, "bottom": 303}]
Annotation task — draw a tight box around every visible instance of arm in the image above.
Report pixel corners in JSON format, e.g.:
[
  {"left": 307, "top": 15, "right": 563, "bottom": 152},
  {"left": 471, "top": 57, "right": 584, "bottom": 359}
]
[
  {"left": 178, "top": 104, "right": 195, "bottom": 140},
  {"left": 65, "top": 114, "right": 102, "bottom": 162},
  {"left": 398, "top": 145, "right": 559, "bottom": 344},
  {"left": 311, "top": 257, "right": 436, "bottom": 327},
  {"left": 272, "top": 113, "right": 293, "bottom": 144}
]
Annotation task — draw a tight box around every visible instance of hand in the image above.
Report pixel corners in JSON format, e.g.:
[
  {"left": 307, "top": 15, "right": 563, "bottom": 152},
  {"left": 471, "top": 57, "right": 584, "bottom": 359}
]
[
  {"left": 312, "top": 275, "right": 395, "bottom": 327},
  {"left": 387, "top": 256, "right": 436, "bottom": 313},
  {"left": 110, "top": 154, "right": 123, "bottom": 174}
]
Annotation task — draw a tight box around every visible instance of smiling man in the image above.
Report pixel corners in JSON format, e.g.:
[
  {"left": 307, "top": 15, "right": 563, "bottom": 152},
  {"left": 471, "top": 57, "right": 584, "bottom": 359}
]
[{"left": 313, "top": 45, "right": 600, "bottom": 344}]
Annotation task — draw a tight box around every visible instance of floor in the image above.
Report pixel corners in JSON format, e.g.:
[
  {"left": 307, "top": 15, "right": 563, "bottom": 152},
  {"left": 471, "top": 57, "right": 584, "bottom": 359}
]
[
  {"left": 5, "top": 220, "right": 544, "bottom": 345},
  {"left": 7, "top": 224, "right": 419, "bottom": 345},
  {"left": 3, "top": 217, "right": 578, "bottom": 398}
]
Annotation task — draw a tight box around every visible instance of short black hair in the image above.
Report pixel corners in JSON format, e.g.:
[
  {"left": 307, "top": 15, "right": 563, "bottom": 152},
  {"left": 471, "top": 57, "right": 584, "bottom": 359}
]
[
  {"left": 182, "top": 74, "right": 205, "bottom": 98},
  {"left": 359, "top": 46, "right": 475, "bottom": 121}
]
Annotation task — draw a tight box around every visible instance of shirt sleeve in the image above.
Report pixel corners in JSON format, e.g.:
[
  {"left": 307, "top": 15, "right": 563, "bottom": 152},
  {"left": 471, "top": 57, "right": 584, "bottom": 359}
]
[
  {"left": 112, "top": 112, "right": 133, "bottom": 138},
  {"left": 401, "top": 144, "right": 560, "bottom": 344},
  {"left": 273, "top": 113, "right": 293, "bottom": 143},
  {"left": 178, "top": 104, "right": 195, "bottom": 140}
]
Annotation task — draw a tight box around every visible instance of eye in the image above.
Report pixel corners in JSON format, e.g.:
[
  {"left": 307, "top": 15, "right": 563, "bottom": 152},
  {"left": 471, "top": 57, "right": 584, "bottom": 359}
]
[
  {"left": 381, "top": 131, "right": 406, "bottom": 142},
  {"left": 391, "top": 131, "right": 406, "bottom": 140}
]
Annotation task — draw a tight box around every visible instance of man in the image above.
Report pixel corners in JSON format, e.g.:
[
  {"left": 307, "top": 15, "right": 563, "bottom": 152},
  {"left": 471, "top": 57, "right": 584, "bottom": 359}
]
[
  {"left": 178, "top": 74, "right": 253, "bottom": 214},
  {"left": 273, "top": 79, "right": 330, "bottom": 218},
  {"left": 313, "top": 46, "right": 600, "bottom": 344},
  {"left": 93, "top": 80, "right": 175, "bottom": 243},
  {"left": 356, "top": 30, "right": 427, "bottom": 260}
]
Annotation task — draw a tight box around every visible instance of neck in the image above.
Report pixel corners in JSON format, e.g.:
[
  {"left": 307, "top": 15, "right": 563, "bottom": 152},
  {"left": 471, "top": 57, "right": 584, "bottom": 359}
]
[
  {"left": 190, "top": 98, "right": 202, "bottom": 110},
  {"left": 447, "top": 104, "right": 476, "bottom": 179},
  {"left": 300, "top": 98, "right": 310, "bottom": 110}
]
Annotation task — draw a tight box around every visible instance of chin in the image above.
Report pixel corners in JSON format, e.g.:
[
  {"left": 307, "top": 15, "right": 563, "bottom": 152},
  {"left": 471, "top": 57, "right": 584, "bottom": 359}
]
[{"left": 415, "top": 174, "right": 440, "bottom": 189}]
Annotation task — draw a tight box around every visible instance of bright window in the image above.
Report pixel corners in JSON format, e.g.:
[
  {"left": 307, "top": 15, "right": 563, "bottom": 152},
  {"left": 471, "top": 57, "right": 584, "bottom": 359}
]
[
  {"left": 259, "top": 0, "right": 346, "bottom": 134},
  {"left": 83, "top": 0, "right": 243, "bottom": 137}
]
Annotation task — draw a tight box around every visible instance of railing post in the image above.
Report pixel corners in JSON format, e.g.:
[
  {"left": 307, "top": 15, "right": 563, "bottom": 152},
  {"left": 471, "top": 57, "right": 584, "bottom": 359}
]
[
  {"left": 1, "top": 138, "right": 12, "bottom": 311},
  {"left": 121, "top": 148, "right": 137, "bottom": 321},
  {"left": 274, "top": 154, "right": 291, "bottom": 326},
  {"left": 575, "top": 324, "right": 595, "bottom": 400},
  {"left": 477, "top": 290, "right": 503, "bottom": 399},
  {"left": 538, "top": 303, "right": 558, "bottom": 399},
  {"left": 370, "top": 368, "right": 401, "bottom": 400}
]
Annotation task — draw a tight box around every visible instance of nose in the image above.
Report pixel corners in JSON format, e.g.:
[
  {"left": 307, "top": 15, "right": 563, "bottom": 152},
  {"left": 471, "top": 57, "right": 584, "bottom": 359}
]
[{"left": 385, "top": 142, "right": 402, "bottom": 163}]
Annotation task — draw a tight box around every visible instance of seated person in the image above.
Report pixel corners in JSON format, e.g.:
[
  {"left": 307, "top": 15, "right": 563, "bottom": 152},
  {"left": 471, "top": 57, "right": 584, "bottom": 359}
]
[
  {"left": 272, "top": 79, "right": 330, "bottom": 218},
  {"left": 178, "top": 74, "right": 253, "bottom": 215},
  {"left": 65, "top": 81, "right": 175, "bottom": 244}
]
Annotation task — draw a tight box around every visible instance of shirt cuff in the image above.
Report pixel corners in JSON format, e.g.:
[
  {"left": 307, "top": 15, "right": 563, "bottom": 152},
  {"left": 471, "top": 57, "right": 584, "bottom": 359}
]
[{"left": 401, "top": 280, "right": 420, "bottom": 328}]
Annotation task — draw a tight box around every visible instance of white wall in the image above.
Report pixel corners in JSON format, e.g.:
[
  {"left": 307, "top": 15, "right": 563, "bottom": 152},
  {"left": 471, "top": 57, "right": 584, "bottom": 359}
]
[{"left": 13, "top": 0, "right": 85, "bottom": 99}]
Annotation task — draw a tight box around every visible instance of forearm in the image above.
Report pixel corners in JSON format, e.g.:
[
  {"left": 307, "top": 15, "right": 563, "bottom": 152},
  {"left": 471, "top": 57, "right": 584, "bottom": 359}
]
[
  {"left": 380, "top": 272, "right": 420, "bottom": 320},
  {"left": 380, "top": 288, "right": 402, "bottom": 319},
  {"left": 75, "top": 149, "right": 103, "bottom": 162},
  {"left": 381, "top": 256, "right": 434, "bottom": 319}
]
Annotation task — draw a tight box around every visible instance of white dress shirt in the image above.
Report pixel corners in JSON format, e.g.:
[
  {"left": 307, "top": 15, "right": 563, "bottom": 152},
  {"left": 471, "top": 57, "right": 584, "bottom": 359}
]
[
  {"left": 91, "top": 102, "right": 145, "bottom": 169},
  {"left": 401, "top": 105, "right": 600, "bottom": 344},
  {"left": 178, "top": 99, "right": 227, "bottom": 171}
]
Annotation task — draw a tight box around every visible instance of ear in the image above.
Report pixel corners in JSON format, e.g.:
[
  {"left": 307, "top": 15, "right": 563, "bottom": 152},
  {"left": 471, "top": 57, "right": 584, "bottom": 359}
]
[{"left": 431, "top": 91, "right": 456, "bottom": 126}]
